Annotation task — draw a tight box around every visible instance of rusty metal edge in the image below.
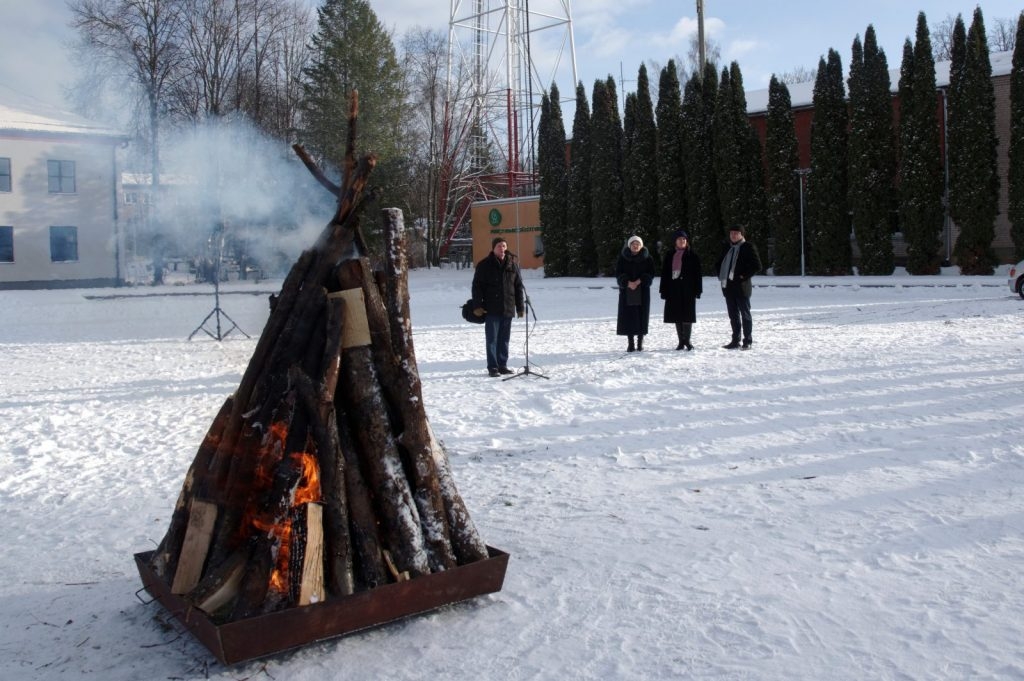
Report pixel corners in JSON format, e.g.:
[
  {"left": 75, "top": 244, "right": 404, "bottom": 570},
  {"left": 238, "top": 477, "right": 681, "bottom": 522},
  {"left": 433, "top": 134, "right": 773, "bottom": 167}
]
[{"left": 134, "top": 547, "right": 509, "bottom": 665}]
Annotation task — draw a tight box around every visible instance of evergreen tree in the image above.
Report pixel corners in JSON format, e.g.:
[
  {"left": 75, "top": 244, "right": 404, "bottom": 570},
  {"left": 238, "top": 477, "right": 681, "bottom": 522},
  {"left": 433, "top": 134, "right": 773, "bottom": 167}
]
[
  {"left": 656, "top": 60, "right": 687, "bottom": 246},
  {"left": 590, "top": 77, "right": 625, "bottom": 275},
  {"left": 765, "top": 76, "right": 802, "bottom": 275},
  {"left": 538, "top": 85, "right": 570, "bottom": 277},
  {"left": 713, "top": 62, "right": 767, "bottom": 249},
  {"left": 899, "top": 14, "right": 945, "bottom": 274},
  {"left": 566, "top": 82, "right": 597, "bottom": 276},
  {"left": 847, "top": 26, "right": 896, "bottom": 274},
  {"left": 622, "top": 92, "right": 639, "bottom": 246},
  {"left": 807, "top": 49, "right": 851, "bottom": 274},
  {"left": 300, "top": 0, "right": 407, "bottom": 259},
  {"left": 301, "top": 0, "right": 406, "bottom": 222},
  {"left": 626, "top": 64, "right": 660, "bottom": 254},
  {"left": 1008, "top": 12, "right": 1024, "bottom": 259},
  {"left": 713, "top": 66, "right": 742, "bottom": 228},
  {"left": 735, "top": 64, "right": 769, "bottom": 250},
  {"left": 682, "top": 62, "right": 721, "bottom": 272},
  {"left": 949, "top": 9, "right": 999, "bottom": 274}
]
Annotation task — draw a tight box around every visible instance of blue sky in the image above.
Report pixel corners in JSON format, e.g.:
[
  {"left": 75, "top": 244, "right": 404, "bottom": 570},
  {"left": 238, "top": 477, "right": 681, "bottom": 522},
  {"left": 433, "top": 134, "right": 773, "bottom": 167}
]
[{"left": 1, "top": 1, "right": 1019, "bottom": 109}]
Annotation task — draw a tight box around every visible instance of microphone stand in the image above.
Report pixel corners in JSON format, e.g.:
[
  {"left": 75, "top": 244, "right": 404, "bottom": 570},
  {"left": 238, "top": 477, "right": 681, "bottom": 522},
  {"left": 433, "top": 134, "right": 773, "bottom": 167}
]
[
  {"left": 504, "top": 274, "right": 548, "bottom": 380},
  {"left": 188, "top": 224, "right": 250, "bottom": 341}
]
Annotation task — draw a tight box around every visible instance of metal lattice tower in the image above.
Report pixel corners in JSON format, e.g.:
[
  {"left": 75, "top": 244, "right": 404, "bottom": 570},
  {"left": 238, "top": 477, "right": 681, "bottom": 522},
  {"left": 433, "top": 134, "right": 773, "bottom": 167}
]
[{"left": 439, "top": 0, "right": 577, "bottom": 252}]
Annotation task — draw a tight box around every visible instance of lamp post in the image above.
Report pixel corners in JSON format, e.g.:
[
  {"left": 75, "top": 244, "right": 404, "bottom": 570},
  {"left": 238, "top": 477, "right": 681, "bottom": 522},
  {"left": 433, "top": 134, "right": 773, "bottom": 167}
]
[{"left": 795, "top": 168, "right": 811, "bottom": 276}]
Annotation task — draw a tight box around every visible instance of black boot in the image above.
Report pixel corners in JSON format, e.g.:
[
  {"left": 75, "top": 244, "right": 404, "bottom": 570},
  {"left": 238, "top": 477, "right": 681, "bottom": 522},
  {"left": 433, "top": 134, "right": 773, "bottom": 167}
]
[
  {"left": 636, "top": 335, "right": 644, "bottom": 351},
  {"left": 627, "top": 336, "right": 636, "bottom": 352},
  {"left": 678, "top": 323, "right": 693, "bottom": 351}
]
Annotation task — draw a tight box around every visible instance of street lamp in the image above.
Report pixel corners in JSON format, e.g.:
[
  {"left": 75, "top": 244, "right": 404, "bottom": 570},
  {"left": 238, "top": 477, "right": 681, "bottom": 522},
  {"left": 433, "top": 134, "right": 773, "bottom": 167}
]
[{"left": 795, "top": 168, "right": 811, "bottom": 276}]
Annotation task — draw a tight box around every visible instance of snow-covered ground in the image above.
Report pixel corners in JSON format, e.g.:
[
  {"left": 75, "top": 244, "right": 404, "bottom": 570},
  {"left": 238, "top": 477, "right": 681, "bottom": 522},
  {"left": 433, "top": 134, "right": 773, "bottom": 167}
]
[{"left": 2, "top": 267, "right": 1023, "bottom": 680}]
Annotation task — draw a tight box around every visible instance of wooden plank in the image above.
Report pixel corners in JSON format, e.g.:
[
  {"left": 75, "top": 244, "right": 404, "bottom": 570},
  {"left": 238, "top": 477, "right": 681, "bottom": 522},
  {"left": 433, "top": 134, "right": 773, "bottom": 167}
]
[
  {"left": 193, "top": 551, "right": 247, "bottom": 615},
  {"left": 328, "top": 288, "right": 371, "bottom": 348},
  {"left": 171, "top": 499, "right": 218, "bottom": 594},
  {"left": 298, "top": 503, "right": 325, "bottom": 605}
]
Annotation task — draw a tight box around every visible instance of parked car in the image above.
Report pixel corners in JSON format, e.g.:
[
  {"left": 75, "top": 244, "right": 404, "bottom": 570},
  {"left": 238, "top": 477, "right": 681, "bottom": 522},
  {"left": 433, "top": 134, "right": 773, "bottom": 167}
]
[{"left": 1010, "top": 260, "right": 1024, "bottom": 299}]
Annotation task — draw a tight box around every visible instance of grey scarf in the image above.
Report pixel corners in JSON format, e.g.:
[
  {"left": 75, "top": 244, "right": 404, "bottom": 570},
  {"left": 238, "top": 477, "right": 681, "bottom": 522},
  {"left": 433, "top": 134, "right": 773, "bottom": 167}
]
[{"left": 719, "top": 241, "right": 742, "bottom": 288}]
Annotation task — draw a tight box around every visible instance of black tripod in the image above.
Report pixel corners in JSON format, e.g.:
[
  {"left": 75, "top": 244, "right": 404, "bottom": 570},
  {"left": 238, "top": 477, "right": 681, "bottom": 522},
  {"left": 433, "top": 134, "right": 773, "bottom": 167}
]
[
  {"left": 188, "top": 227, "right": 250, "bottom": 341},
  {"left": 504, "top": 293, "right": 548, "bottom": 380}
]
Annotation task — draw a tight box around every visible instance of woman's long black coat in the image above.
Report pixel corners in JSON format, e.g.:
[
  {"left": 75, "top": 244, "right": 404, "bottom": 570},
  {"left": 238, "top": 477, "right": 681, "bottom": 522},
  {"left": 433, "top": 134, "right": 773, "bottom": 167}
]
[
  {"left": 615, "top": 245, "right": 655, "bottom": 336},
  {"left": 659, "top": 247, "right": 702, "bottom": 324}
]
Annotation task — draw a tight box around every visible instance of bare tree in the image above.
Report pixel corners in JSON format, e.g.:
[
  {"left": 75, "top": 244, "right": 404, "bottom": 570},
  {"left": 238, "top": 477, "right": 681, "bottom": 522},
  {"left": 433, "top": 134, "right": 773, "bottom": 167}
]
[
  {"left": 173, "top": 0, "right": 257, "bottom": 119},
  {"left": 988, "top": 17, "right": 1018, "bottom": 53},
  {"left": 69, "top": 0, "right": 188, "bottom": 191},
  {"left": 265, "top": 2, "right": 313, "bottom": 140},
  {"left": 234, "top": 0, "right": 291, "bottom": 127},
  {"left": 400, "top": 27, "right": 447, "bottom": 264},
  {"left": 933, "top": 12, "right": 1017, "bottom": 60},
  {"left": 685, "top": 33, "right": 721, "bottom": 79},
  {"left": 401, "top": 26, "right": 499, "bottom": 266},
  {"left": 777, "top": 65, "right": 817, "bottom": 85},
  {"left": 243, "top": 1, "right": 313, "bottom": 140},
  {"left": 931, "top": 13, "right": 958, "bottom": 62}
]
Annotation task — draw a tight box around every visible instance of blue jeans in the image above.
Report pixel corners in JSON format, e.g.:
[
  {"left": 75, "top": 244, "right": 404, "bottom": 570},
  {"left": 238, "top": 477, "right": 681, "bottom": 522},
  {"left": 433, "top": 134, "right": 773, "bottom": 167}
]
[
  {"left": 484, "top": 314, "right": 513, "bottom": 370},
  {"left": 724, "top": 291, "right": 752, "bottom": 344}
]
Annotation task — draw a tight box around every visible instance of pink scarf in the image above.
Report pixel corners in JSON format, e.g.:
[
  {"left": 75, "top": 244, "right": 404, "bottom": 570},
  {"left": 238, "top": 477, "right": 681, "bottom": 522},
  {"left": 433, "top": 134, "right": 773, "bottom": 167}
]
[{"left": 672, "top": 247, "right": 686, "bottom": 276}]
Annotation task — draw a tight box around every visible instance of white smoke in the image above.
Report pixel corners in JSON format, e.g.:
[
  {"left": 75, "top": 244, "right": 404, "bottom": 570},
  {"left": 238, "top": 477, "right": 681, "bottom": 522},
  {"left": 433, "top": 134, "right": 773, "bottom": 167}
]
[{"left": 155, "top": 116, "right": 336, "bottom": 277}]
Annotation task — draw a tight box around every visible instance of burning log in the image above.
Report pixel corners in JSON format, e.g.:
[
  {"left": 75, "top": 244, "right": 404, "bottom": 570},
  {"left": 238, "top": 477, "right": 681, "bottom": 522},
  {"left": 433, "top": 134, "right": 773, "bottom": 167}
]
[{"left": 141, "top": 93, "right": 495, "bottom": 645}]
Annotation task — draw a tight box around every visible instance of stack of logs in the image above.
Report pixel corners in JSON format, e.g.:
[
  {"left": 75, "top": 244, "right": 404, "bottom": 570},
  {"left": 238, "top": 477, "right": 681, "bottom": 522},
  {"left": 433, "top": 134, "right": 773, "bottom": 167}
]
[{"left": 148, "top": 100, "right": 488, "bottom": 622}]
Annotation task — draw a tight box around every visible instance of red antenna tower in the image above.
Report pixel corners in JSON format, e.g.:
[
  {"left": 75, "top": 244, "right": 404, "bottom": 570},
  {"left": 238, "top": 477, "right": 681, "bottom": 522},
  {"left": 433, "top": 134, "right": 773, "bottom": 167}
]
[{"left": 438, "top": 0, "right": 577, "bottom": 257}]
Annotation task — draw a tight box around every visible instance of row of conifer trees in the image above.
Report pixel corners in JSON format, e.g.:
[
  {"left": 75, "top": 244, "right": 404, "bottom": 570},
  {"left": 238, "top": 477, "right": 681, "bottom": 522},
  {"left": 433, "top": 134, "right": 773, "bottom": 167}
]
[{"left": 538, "top": 9, "right": 1024, "bottom": 277}]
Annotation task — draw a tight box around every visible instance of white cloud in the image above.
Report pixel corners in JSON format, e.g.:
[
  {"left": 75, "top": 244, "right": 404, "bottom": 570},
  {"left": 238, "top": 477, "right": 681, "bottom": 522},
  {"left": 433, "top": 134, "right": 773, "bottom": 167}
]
[{"left": 726, "top": 39, "right": 760, "bottom": 60}]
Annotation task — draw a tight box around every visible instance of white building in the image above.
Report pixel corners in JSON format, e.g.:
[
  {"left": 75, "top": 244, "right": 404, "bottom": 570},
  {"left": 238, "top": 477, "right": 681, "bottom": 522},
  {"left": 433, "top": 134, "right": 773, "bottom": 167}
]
[{"left": 0, "top": 85, "right": 128, "bottom": 289}]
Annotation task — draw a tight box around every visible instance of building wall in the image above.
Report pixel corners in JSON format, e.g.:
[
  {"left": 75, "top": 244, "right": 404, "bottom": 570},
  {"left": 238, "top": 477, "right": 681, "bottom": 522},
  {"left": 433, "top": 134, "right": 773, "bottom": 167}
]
[
  {"left": 993, "top": 74, "right": 1013, "bottom": 258},
  {"left": 470, "top": 196, "right": 543, "bottom": 269},
  {"left": 749, "top": 72, "right": 1015, "bottom": 264},
  {"left": 0, "top": 134, "right": 122, "bottom": 289}
]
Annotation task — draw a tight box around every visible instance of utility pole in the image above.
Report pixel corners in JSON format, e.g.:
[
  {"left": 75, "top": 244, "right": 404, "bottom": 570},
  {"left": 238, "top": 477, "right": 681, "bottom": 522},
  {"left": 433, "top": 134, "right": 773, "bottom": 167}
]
[{"left": 696, "top": 0, "right": 706, "bottom": 75}]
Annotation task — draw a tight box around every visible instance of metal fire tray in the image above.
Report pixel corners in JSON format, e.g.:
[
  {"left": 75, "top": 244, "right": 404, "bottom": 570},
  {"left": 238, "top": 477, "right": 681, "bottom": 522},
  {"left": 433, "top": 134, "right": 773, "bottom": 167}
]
[{"left": 134, "top": 547, "right": 509, "bottom": 665}]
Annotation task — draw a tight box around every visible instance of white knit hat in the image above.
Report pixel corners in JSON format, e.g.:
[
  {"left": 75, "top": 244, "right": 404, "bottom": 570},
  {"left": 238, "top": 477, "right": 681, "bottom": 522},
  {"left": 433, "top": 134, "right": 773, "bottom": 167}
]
[{"left": 627, "top": 235, "right": 643, "bottom": 248}]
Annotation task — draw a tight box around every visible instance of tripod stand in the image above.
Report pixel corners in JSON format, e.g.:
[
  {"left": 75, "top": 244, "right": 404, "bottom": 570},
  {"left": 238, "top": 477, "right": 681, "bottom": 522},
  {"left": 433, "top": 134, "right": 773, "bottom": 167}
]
[
  {"left": 504, "top": 293, "right": 548, "bottom": 380},
  {"left": 188, "top": 227, "right": 250, "bottom": 341}
]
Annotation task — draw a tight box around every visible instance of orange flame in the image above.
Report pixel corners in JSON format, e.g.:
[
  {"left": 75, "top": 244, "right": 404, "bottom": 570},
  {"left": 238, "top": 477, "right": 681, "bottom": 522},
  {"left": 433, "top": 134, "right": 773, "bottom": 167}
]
[{"left": 252, "top": 448, "right": 323, "bottom": 596}]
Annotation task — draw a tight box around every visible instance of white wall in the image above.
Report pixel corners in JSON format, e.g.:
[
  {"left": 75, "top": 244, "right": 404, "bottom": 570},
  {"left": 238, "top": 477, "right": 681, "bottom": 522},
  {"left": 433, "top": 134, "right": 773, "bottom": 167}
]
[{"left": 0, "top": 135, "right": 121, "bottom": 288}]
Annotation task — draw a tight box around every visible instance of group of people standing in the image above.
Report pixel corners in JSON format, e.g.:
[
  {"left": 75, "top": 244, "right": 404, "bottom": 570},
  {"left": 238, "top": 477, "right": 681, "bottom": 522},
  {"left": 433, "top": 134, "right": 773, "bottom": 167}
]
[
  {"left": 616, "top": 226, "right": 762, "bottom": 352},
  {"left": 470, "top": 229, "right": 762, "bottom": 377}
]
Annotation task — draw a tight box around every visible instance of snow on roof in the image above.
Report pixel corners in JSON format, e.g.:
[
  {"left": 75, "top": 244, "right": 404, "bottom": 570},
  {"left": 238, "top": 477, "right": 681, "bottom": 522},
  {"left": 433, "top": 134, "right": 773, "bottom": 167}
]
[
  {"left": 0, "top": 82, "right": 127, "bottom": 140},
  {"left": 120, "top": 172, "right": 197, "bottom": 187},
  {"left": 746, "top": 49, "right": 1014, "bottom": 114}
]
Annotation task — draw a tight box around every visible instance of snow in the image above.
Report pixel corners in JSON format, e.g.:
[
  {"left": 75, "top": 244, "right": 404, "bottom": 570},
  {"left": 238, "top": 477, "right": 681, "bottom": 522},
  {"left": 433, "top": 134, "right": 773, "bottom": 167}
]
[
  {"left": 2, "top": 267, "right": 1023, "bottom": 680},
  {"left": 0, "top": 83, "right": 126, "bottom": 139}
]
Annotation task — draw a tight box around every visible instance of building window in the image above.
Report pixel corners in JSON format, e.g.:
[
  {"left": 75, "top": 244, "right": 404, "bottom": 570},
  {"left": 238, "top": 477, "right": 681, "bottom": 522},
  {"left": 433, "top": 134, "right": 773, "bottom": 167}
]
[
  {"left": 47, "top": 160, "right": 76, "bottom": 193},
  {"left": 50, "top": 225, "right": 78, "bottom": 262},
  {"left": 0, "top": 226, "right": 12, "bottom": 262},
  {"left": 124, "top": 191, "right": 137, "bottom": 204},
  {"left": 0, "top": 158, "right": 10, "bottom": 192}
]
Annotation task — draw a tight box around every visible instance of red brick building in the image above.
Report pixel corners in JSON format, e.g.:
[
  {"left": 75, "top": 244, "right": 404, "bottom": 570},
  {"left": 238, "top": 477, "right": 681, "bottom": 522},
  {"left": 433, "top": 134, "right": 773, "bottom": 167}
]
[{"left": 746, "top": 51, "right": 1015, "bottom": 264}]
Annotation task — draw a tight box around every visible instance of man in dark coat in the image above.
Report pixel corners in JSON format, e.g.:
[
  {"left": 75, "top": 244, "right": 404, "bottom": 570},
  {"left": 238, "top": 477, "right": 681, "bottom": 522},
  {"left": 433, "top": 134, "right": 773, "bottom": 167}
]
[
  {"left": 615, "top": 235, "right": 656, "bottom": 352},
  {"left": 714, "top": 225, "right": 762, "bottom": 349},
  {"left": 471, "top": 237, "right": 525, "bottom": 376},
  {"left": 659, "top": 229, "right": 702, "bottom": 350}
]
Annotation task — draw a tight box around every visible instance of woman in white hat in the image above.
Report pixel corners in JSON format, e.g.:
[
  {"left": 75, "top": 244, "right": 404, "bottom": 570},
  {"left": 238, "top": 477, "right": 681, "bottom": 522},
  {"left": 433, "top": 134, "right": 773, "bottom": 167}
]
[{"left": 615, "top": 235, "right": 655, "bottom": 352}]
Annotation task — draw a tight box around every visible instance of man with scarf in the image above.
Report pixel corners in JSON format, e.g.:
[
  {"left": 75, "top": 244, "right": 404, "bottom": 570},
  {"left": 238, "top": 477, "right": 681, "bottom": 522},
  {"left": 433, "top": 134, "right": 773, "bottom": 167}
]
[
  {"left": 714, "top": 226, "right": 762, "bottom": 350},
  {"left": 471, "top": 237, "right": 525, "bottom": 376}
]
